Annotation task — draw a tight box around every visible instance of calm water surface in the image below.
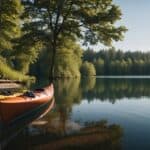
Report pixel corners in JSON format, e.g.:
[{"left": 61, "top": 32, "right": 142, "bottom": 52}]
[{"left": 2, "top": 77, "right": 150, "bottom": 150}]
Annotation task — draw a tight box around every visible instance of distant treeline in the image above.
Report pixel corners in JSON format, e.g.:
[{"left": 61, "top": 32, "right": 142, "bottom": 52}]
[{"left": 83, "top": 48, "right": 150, "bottom": 75}]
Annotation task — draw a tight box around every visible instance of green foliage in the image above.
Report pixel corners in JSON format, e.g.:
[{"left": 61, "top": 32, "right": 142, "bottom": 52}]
[
  {"left": 13, "top": 41, "right": 43, "bottom": 74},
  {"left": 30, "top": 38, "right": 83, "bottom": 78},
  {"left": 0, "top": 0, "right": 127, "bottom": 80},
  {"left": 0, "top": 0, "right": 32, "bottom": 81},
  {"left": 54, "top": 39, "right": 83, "bottom": 78},
  {"left": 22, "top": 0, "right": 126, "bottom": 45},
  {"left": 94, "top": 58, "right": 104, "bottom": 75},
  {"left": 80, "top": 61, "right": 96, "bottom": 76},
  {"left": 0, "top": 57, "right": 33, "bottom": 82},
  {"left": 0, "top": 0, "right": 23, "bottom": 53},
  {"left": 21, "top": 0, "right": 127, "bottom": 78},
  {"left": 29, "top": 48, "right": 51, "bottom": 80},
  {"left": 0, "top": 0, "right": 42, "bottom": 80},
  {"left": 83, "top": 48, "right": 150, "bottom": 75}
]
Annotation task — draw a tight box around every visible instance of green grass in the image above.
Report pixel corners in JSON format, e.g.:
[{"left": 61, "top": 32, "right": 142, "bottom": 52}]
[{"left": 0, "top": 57, "right": 35, "bottom": 83}]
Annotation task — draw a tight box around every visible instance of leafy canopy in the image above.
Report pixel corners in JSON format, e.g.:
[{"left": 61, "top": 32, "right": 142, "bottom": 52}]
[
  {"left": 21, "top": 0, "right": 127, "bottom": 47},
  {"left": 0, "top": 0, "right": 36, "bottom": 81},
  {"left": 0, "top": 0, "right": 23, "bottom": 53}
]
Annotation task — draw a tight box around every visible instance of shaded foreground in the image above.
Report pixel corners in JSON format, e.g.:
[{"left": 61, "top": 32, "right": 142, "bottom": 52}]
[{"left": 5, "top": 119, "right": 122, "bottom": 150}]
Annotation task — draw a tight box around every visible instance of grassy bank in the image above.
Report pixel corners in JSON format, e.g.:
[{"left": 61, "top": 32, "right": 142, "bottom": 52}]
[{"left": 0, "top": 58, "right": 35, "bottom": 83}]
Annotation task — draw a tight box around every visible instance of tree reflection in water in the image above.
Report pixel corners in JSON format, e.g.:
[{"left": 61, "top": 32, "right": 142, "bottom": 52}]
[
  {"left": 5, "top": 77, "right": 150, "bottom": 149},
  {"left": 81, "top": 78, "right": 150, "bottom": 103},
  {"left": 6, "top": 116, "right": 123, "bottom": 150}
]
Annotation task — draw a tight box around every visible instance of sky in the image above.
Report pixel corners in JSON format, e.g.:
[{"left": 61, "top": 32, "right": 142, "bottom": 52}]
[{"left": 113, "top": 0, "right": 150, "bottom": 51}]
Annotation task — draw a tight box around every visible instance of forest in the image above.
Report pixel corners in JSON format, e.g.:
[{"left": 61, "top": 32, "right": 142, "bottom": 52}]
[
  {"left": 1, "top": 0, "right": 148, "bottom": 82},
  {"left": 83, "top": 48, "right": 150, "bottom": 75}
]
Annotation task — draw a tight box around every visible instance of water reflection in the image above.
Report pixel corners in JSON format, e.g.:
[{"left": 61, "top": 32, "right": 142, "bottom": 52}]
[
  {"left": 0, "top": 98, "right": 55, "bottom": 149},
  {"left": 55, "top": 78, "right": 150, "bottom": 105},
  {"left": 82, "top": 78, "right": 150, "bottom": 102},
  {"left": 6, "top": 117, "right": 123, "bottom": 150},
  {"left": 2, "top": 78, "right": 150, "bottom": 150}
]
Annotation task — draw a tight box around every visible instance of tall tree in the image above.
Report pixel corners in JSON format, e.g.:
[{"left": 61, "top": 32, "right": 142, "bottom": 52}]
[
  {"left": 0, "top": 0, "right": 32, "bottom": 81},
  {"left": 22, "top": 0, "right": 127, "bottom": 81},
  {"left": 0, "top": 0, "right": 22, "bottom": 54},
  {"left": 30, "top": 38, "right": 83, "bottom": 79}
]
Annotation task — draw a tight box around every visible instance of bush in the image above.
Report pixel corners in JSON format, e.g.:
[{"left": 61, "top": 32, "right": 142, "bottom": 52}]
[
  {"left": 80, "top": 61, "right": 96, "bottom": 76},
  {"left": 0, "top": 57, "right": 34, "bottom": 82}
]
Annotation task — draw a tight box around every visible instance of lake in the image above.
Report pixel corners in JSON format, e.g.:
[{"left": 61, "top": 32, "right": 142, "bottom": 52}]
[{"left": 1, "top": 77, "right": 150, "bottom": 150}]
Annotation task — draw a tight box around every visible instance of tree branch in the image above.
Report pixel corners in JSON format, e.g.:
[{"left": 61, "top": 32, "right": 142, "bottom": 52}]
[
  {"left": 46, "top": 0, "right": 54, "bottom": 31},
  {"left": 56, "top": 0, "right": 73, "bottom": 36}
]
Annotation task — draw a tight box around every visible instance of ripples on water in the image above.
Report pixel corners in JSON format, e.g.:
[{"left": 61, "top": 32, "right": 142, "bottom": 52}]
[{"left": 1, "top": 77, "right": 150, "bottom": 150}]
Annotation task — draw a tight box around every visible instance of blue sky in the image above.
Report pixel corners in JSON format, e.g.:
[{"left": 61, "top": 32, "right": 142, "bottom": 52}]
[{"left": 113, "top": 0, "right": 150, "bottom": 51}]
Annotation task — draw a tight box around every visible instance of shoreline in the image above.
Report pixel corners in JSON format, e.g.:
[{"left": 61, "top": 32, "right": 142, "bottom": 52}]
[
  {"left": 0, "top": 79, "right": 22, "bottom": 83},
  {"left": 0, "top": 82, "right": 21, "bottom": 90}
]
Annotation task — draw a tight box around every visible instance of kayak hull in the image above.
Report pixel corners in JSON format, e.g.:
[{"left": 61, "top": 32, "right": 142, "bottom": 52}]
[
  {"left": 0, "top": 84, "right": 54, "bottom": 123},
  {"left": 0, "top": 98, "right": 55, "bottom": 149}
]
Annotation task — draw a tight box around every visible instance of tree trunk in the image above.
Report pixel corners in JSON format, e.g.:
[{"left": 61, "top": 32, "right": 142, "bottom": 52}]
[{"left": 49, "top": 44, "right": 56, "bottom": 83}]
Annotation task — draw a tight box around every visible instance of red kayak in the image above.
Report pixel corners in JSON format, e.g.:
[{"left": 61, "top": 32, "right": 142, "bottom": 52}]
[{"left": 0, "top": 84, "right": 54, "bottom": 122}]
